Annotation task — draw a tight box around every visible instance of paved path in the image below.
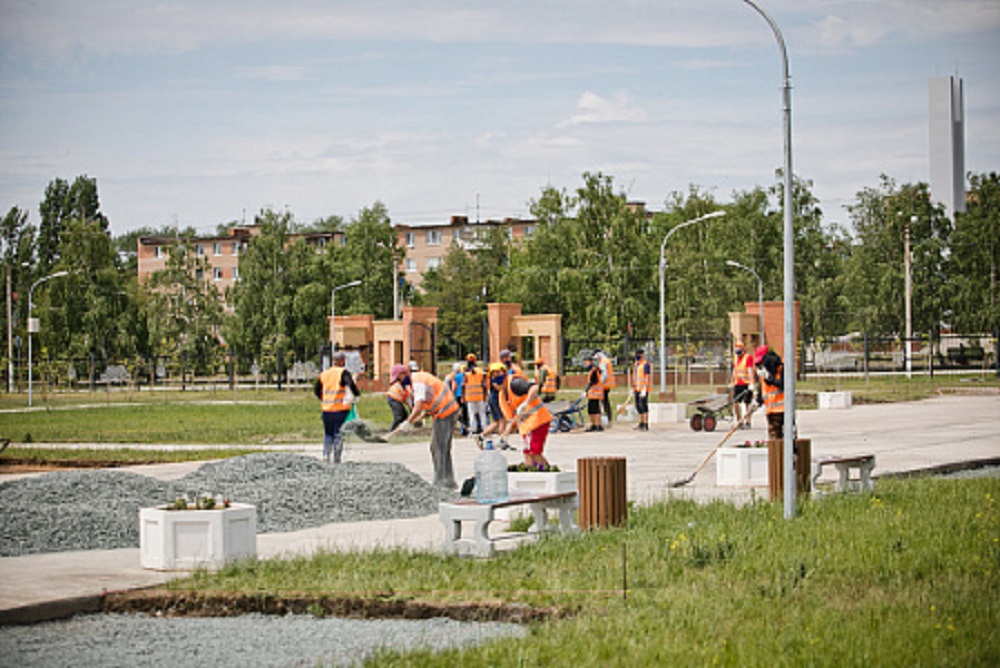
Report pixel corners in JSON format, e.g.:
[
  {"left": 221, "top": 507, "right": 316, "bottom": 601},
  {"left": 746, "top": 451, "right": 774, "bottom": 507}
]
[{"left": 2, "top": 394, "right": 998, "bottom": 623}]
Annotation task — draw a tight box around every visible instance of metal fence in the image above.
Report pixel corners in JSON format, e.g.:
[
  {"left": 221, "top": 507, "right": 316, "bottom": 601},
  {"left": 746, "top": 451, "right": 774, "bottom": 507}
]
[{"left": 803, "top": 333, "right": 998, "bottom": 377}]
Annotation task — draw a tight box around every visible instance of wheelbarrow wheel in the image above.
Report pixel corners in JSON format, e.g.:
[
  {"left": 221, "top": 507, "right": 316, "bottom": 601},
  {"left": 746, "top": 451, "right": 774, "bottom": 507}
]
[
  {"left": 690, "top": 414, "right": 704, "bottom": 431},
  {"left": 703, "top": 414, "right": 717, "bottom": 432},
  {"left": 558, "top": 416, "right": 574, "bottom": 432}
]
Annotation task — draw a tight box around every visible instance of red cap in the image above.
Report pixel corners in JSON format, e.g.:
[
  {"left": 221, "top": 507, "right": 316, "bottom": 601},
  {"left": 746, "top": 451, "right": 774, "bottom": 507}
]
[
  {"left": 753, "top": 345, "right": 769, "bottom": 365},
  {"left": 390, "top": 364, "right": 408, "bottom": 382}
]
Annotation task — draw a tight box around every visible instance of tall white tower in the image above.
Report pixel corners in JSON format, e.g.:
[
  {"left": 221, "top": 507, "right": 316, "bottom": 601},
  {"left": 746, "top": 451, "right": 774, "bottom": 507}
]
[{"left": 928, "top": 76, "right": 966, "bottom": 215}]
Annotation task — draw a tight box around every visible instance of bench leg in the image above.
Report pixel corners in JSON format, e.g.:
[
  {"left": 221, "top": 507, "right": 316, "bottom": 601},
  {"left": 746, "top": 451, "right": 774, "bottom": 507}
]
[{"left": 859, "top": 461, "right": 875, "bottom": 491}]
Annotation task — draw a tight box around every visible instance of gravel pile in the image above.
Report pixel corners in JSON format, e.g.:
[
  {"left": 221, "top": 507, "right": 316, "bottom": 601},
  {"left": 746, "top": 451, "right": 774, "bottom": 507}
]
[
  {"left": 0, "top": 453, "right": 456, "bottom": 557},
  {"left": 0, "top": 613, "right": 527, "bottom": 667}
]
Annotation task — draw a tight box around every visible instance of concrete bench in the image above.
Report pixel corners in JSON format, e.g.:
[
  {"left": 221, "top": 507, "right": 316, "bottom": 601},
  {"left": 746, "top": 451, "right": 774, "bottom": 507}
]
[
  {"left": 439, "top": 491, "right": 578, "bottom": 558},
  {"left": 811, "top": 454, "right": 876, "bottom": 494}
]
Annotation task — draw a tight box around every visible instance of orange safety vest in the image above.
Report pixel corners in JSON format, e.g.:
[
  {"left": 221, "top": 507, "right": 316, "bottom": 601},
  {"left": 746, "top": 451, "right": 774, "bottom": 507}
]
[
  {"left": 539, "top": 364, "right": 558, "bottom": 395},
  {"left": 320, "top": 366, "right": 351, "bottom": 413},
  {"left": 733, "top": 353, "right": 754, "bottom": 386},
  {"left": 600, "top": 357, "right": 616, "bottom": 390},
  {"left": 500, "top": 376, "right": 552, "bottom": 436},
  {"left": 386, "top": 381, "right": 411, "bottom": 405},
  {"left": 586, "top": 367, "right": 605, "bottom": 400},
  {"left": 464, "top": 367, "right": 486, "bottom": 403},
  {"left": 412, "top": 371, "right": 460, "bottom": 419},
  {"left": 762, "top": 366, "right": 784, "bottom": 415},
  {"left": 633, "top": 360, "right": 651, "bottom": 393}
]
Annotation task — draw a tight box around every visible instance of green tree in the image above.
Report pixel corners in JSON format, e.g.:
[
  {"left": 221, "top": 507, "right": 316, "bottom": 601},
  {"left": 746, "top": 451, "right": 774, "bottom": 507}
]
[
  {"left": 227, "top": 208, "right": 312, "bottom": 365},
  {"left": 143, "top": 234, "right": 226, "bottom": 374},
  {"left": 844, "top": 176, "right": 950, "bottom": 336},
  {"left": 37, "top": 176, "right": 109, "bottom": 273},
  {"left": 948, "top": 172, "right": 1000, "bottom": 332}
]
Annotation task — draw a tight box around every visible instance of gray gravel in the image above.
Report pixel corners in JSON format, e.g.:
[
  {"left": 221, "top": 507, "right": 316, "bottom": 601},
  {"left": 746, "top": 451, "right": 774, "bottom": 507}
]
[
  {"left": 0, "top": 453, "right": 456, "bottom": 557},
  {"left": 0, "top": 613, "right": 527, "bottom": 667}
]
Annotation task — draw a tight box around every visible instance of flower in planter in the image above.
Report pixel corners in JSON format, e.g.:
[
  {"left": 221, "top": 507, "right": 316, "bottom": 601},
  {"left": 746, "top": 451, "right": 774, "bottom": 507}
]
[
  {"left": 165, "top": 493, "right": 231, "bottom": 510},
  {"left": 507, "top": 463, "right": 562, "bottom": 473}
]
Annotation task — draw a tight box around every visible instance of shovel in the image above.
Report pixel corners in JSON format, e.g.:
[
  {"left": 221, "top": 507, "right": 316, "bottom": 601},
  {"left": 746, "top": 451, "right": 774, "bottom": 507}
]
[{"left": 669, "top": 403, "right": 759, "bottom": 488}]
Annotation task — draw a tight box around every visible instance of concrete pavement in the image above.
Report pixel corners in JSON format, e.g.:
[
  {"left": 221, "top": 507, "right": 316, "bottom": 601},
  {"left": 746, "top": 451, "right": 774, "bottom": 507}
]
[{"left": 2, "top": 393, "right": 998, "bottom": 624}]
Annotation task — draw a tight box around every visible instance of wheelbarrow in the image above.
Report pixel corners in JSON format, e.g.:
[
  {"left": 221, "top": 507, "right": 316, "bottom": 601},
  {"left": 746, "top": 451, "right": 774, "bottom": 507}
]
[{"left": 686, "top": 393, "right": 733, "bottom": 432}]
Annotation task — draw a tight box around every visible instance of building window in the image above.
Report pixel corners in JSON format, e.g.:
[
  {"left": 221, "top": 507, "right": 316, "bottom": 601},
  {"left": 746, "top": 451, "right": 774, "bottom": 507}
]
[
  {"left": 196, "top": 244, "right": 205, "bottom": 256},
  {"left": 405, "top": 258, "right": 417, "bottom": 273},
  {"left": 213, "top": 267, "right": 224, "bottom": 281},
  {"left": 426, "top": 257, "right": 441, "bottom": 270},
  {"left": 405, "top": 232, "right": 415, "bottom": 248},
  {"left": 232, "top": 242, "right": 240, "bottom": 255},
  {"left": 452, "top": 228, "right": 462, "bottom": 243},
  {"left": 213, "top": 242, "right": 222, "bottom": 256},
  {"left": 195, "top": 268, "right": 204, "bottom": 281},
  {"left": 426, "top": 230, "right": 441, "bottom": 245},
  {"left": 153, "top": 246, "right": 163, "bottom": 259},
  {"left": 339, "top": 235, "right": 347, "bottom": 247},
  {"left": 232, "top": 267, "right": 239, "bottom": 281},
  {"left": 524, "top": 225, "right": 535, "bottom": 237}
]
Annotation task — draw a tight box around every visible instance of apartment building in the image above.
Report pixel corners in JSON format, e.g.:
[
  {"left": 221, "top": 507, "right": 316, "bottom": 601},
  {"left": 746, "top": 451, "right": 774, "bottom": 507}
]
[
  {"left": 394, "top": 215, "right": 537, "bottom": 288},
  {"left": 137, "top": 225, "right": 342, "bottom": 303}
]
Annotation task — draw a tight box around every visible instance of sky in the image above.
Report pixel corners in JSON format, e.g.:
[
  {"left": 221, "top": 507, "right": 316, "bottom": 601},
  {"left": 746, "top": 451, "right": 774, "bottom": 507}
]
[{"left": 1, "top": 0, "right": 998, "bottom": 237}]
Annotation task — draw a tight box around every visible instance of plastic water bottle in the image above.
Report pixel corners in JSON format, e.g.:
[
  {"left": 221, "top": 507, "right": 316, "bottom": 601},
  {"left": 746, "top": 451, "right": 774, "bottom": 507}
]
[{"left": 474, "top": 441, "right": 508, "bottom": 504}]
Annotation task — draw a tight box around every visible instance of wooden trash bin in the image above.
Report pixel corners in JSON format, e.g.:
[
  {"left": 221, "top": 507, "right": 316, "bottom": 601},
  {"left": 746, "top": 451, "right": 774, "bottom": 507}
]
[
  {"left": 767, "top": 439, "right": 812, "bottom": 501},
  {"left": 577, "top": 457, "right": 627, "bottom": 529}
]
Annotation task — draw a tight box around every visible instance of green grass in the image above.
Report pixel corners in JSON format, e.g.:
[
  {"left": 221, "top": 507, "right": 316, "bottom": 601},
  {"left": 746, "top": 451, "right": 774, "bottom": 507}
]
[
  {"left": 0, "top": 393, "right": 394, "bottom": 444},
  {"left": 172, "top": 477, "right": 1000, "bottom": 666},
  {"left": 0, "top": 446, "right": 265, "bottom": 465}
]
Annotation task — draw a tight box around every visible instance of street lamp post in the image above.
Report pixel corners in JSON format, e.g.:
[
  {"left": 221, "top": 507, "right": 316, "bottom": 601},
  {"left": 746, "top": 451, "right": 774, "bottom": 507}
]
[
  {"left": 28, "top": 270, "right": 69, "bottom": 407},
  {"left": 743, "top": 0, "right": 797, "bottom": 518},
  {"left": 904, "top": 216, "right": 915, "bottom": 379},
  {"left": 659, "top": 211, "right": 726, "bottom": 395},
  {"left": 330, "top": 280, "right": 362, "bottom": 351},
  {"left": 726, "top": 260, "right": 765, "bottom": 347}
]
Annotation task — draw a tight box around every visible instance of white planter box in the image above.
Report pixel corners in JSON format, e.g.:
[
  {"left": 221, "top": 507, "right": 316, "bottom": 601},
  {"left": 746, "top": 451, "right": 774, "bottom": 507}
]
[
  {"left": 716, "top": 447, "right": 769, "bottom": 487},
  {"left": 649, "top": 403, "right": 685, "bottom": 424},
  {"left": 140, "top": 503, "right": 257, "bottom": 571},
  {"left": 496, "top": 471, "right": 577, "bottom": 521},
  {"left": 818, "top": 391, "right": 852, "bottom": 410}
]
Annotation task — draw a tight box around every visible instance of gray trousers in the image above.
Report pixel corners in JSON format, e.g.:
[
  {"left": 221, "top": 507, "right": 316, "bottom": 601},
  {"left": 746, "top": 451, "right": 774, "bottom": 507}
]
[{"left": 430, "top": 412, "right": 458, "bottom": 489}]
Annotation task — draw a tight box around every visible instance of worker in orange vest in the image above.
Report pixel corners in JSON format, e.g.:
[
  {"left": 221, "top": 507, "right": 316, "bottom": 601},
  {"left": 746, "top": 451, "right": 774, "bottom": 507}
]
[
  {"left": 754, "top": 345, "right": 784, "bottom": 440},
  {"left": 534, "top": 358, "right": 558, "bottom": 402},
  {"left": 463, "top": 354, "right": 488, "bottom": 434},
  {"left": 597, "top": 350, "right": 616, "bottom": 425},
  {"left": 632, "top": 349, "right": 652, "bottom": 431},
  {"left": 584, "top": 354, "right": 605, "bottom": 432},
  {"left": 731, "top": 341, "right": 757, "bottom": 429},
  {"left": 393, "top": 366, "right": 461, "bottom": 489},
  {"left": 499, "top": 363, "right": 554, "bottom": 468},
  {"left": 385, "top": 363, "right": 413, "bottom": 431},
  {"left": 313, "top": 351, "right": 361, "bottom": 463}
]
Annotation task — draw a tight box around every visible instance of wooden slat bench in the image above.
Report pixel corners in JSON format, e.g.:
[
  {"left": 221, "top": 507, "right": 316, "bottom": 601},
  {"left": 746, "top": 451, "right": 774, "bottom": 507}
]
[
  {"left": 811, "top": 454, "right": 876, "bottom": 494},
  {"left": 439, "top": 491, "right": 578, "bottom": 558}
]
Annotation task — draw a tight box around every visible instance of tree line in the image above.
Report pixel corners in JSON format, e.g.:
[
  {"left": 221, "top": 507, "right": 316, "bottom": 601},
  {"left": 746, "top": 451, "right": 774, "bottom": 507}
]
[{"left": 2, "top": 169, "right": 997, "bottom": 383}]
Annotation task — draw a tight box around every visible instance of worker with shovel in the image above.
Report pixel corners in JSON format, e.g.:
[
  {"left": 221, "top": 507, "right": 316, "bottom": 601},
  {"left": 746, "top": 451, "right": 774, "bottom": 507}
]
[{"left": 389, "top": 366, "right": 461, "bottom": 489}]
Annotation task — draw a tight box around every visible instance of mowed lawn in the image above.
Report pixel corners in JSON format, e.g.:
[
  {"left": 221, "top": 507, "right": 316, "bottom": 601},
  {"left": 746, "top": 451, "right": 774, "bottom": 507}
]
[
  {"left": 0, "top": 391, "right": 390, "bottom": 444},
  {"left": 171, "top": 476, "right": 1000, "bottom": 667}
]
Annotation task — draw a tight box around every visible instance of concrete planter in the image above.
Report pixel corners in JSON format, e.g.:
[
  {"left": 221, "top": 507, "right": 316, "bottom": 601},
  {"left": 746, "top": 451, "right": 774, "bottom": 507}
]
[
  {"left": 139, "top": 503, "right": 256, "bottom": 571},
  {"left": 716, "top": 446, "right": 769, "bottom": 487},
  {"left": 648, "top": 403, "right": 686, "bottom": 424},
  {"left": 497, "top": 471, "right": 577, "bottom": 521},
  {"left": 818, "top": 391, "right": 852, "bottom": 410}
]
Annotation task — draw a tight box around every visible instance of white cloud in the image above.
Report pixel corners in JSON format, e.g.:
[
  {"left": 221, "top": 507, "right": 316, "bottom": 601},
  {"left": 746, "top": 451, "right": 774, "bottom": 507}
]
[{"left": 557, "top": 91, "right": 647, "bottom": 128}]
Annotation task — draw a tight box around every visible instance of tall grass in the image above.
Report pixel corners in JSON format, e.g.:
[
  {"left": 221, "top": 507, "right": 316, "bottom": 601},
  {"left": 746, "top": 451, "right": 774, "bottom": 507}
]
[{"left": 174, "top": 477, "right": 1000, "bottom": 666}]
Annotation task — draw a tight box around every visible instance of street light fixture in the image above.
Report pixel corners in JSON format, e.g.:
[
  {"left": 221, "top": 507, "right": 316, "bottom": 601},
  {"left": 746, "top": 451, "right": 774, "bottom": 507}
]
[
  {"left": 28, "top": 270, "right": 70, "bottom": 407},
  {"left": 330, "top": 280, "right": 362, "bottom": 351},
  {"left": 726, "top": 260, "right": 765, "bottom": 347},
  {"left": 659, "top": 210, "right": 726, "bottom": 394}
]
